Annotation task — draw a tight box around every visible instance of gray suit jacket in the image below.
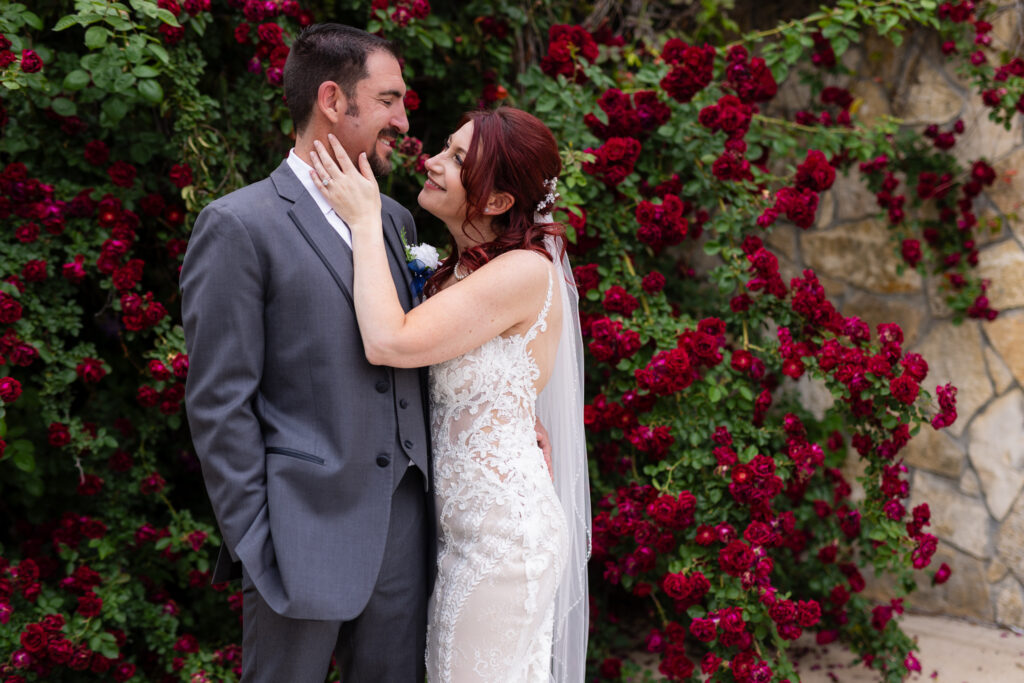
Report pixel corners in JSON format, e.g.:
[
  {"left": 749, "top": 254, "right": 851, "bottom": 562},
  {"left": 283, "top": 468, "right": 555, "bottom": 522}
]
[{"left": 181, "top": 160, "right": 431, "bottom": 621}]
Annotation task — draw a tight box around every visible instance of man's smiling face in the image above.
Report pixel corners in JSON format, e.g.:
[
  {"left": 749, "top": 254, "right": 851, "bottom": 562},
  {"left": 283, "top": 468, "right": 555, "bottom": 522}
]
[{"left": 334, "top": 49, "right": 409, "bottom": 176}]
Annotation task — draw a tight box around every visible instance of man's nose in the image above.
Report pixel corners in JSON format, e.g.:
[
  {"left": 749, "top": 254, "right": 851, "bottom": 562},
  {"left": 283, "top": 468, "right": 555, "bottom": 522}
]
[{"left": 393, "top": 106, "right": 409, "bottom": 135}]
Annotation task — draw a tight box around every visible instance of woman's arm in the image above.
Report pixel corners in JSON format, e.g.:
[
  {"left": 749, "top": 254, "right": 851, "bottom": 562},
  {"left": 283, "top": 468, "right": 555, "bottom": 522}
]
[{"left": 309, "top": 136, "right": 552, "bottom": 368}]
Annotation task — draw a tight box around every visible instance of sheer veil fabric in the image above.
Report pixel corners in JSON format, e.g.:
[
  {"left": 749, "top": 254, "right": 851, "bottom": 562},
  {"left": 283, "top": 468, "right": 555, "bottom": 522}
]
[{"left": 536, "top": 226, "right": 591, "bottom": 682}]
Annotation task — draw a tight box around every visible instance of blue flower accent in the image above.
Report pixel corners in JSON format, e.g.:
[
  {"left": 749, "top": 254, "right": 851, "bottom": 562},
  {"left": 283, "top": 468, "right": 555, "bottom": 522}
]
[{"left": 407, "top": 258, "right": 433, "bottom": 298}]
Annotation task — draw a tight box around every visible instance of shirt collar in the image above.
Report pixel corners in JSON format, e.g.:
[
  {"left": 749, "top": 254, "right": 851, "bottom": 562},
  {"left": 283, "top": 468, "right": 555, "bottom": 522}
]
[{"left": 286, "top": 148, "right": 340, "bottom": 220}]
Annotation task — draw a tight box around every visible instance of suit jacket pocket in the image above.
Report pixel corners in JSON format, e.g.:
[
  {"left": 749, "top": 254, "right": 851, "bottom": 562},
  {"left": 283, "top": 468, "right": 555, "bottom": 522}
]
[{"left": 266, "top": 447, "right": 325, "bottom": 466}]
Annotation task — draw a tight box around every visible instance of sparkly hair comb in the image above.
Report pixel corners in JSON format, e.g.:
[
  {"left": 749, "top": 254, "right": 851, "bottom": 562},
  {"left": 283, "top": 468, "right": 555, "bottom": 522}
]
[{"left": 535, "top": 176, "right": 560, "bottom": 214}]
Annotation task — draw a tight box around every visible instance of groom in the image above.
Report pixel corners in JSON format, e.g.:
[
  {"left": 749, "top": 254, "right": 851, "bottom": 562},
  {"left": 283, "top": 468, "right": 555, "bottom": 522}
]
[{"left": 181, "top": 24, "right": 431, "bottom": 682}]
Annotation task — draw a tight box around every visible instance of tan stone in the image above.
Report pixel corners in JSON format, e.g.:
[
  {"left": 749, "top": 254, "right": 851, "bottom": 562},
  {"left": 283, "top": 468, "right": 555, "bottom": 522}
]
[
  {"left": 983, "top": 145, "right": 1024, "bottom": 220},
  {"left": 986, "top": 309, "right": 1024, "bottom": 388},
  {"left": 793, "top": 374, "right": 835, "bottom": 421},
  {"left": 801, "top": 219, "right": 923, "bottom": 294},
  {"left": 976, "top": 240, "right": 1024, "bottom": 311},
  {"left": 841, "top": 448, "right": 868, "bottom": 504},
  {"left": 996, "top": 494, "right": 1024, "bottom": 583},
  {"left": 953, "top": 96, "right": 1024, "bottom": 167},
  {"left": 925, "top": 274, "right": 956, "bottom": 319},
  {"left": 974, "top": 208, "right": 1010, "bottom": 247},
  {"left": 832, "top": 168, "right": 883, "bottom": 222},
  {"left": 960, "top": 466, "right": 982, "bottom": 497},
  {"left": 994, "top": 578, "right": 1024, "bottom": 627},
  {"left": 985, "top": 345, "right": 1016, "bottom": 395},
  {"left": 988, "top": 558, "right": 1009, "bottom": 584},
  {"left": 849, "top": 78, "right": 893, "bottom": 129},
  {"left": 840, "top": 291, "right": 928, "bottom": 348},
  {"left": 910, "top": 470, "right": 990, "bottom": 558},
  {"left": 968, "top": 389, "right": 1024, "bottom": 520},
  {"left": 764, "top": 223, "right": 796, "bottom": 263},
  {"left": 898, "top": 58, "right": 963, "bottom": 123},
  {"left": 914, "top": 321, "right": 994, "bottom": 437},
  {"left": 906, "top": 544, "right": 993, "bottom": 620},
  {"left": 817, "top": 190, "right": 836, "bottom": 229},
  {"left": 904, "top": 423, "right": 965, "bottom": 479},
  {"left": 990, "top": 3, "right": 1022, "bottom": 49}
]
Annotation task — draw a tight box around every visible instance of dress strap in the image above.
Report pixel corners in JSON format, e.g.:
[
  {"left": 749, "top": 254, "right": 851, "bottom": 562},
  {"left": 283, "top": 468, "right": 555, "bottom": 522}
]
[{"left": 523, "top": 266, "right": 554, "bottom": 345}]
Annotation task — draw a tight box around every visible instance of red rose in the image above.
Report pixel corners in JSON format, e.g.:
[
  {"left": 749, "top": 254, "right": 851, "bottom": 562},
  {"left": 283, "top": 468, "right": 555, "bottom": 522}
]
[
  {"left": 602, "top": 286, "right": 639, "bottom": 316},
  {"left": 113, "top": 661, "right": 136, "bottom": 681},
  {"left": 76, "top": 357, "right": 107, "bottom": 384},
  {"left": 404, "top": 89, "right": 420, "bottom": 111},
  {"left": 797, "top": 599, "right": 821, "bottom": 627},
  {"left": 717, "top": 606, "right": 745, "bottom": 633},
  {"left": 84, "top": 140, "right": 109, "bottom": 166},
  {"left": 48, "top": 422, "right": 72, "bottom": 447},
  {"left": 107, "top": 161, "right": 137, "bottom": 188},
  {"left": 932, "top": 562, "right": 952, "bottom": 585},
  {"left": 688, "top": 617, "right": 716, "bottom": 642},
  {"left": 572, "top": 264, "right": 600, "bottom": 293},
  {"left": 169, "top": 163, "right": 193, "bottom": 189},
  {"left": 768, "top": 599, "right": 796, "bottom": 624},
  {"left": 20, "top": 623, "right": 48, "bottom": 654},
  {"left": 77, "top": 591, "right": 103, "bottom": 618},
  {"left": 0, "top": 292, "right": 23, "bottom": 324},
  {"left": 0, "top": 376, "right": 22, "bottom": 403},
  {"left": 77, "top": 474, "right": 104, "bottom": 496},
  {"left": 257, "top": 22, "right": 283, "bottom": 46},
  {"left": 48, "top": 636, "right": 74, "bottom": 664},
  {"left": 718, "top": 539, "right": 754, "bottom": 576},
  {"left": 890, "top": 373, "right": 920, "bottom": 404},
  {"left": 20, "top": 49, "right": 43, "bottom": 73},
  {"left": 641, "top": 271, "right": 666, "bottom": 294}
]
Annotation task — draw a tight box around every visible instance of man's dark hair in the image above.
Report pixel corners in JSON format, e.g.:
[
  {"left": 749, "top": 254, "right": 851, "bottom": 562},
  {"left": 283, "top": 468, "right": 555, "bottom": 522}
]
[{"left": 283, "top": 24, "right": 398, "bottom": 133}]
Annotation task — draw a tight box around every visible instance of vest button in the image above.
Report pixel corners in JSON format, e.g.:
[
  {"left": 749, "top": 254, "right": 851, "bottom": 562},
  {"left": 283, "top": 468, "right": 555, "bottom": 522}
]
[
  {"left": 375, "top": 454, "right": 390, "bottom": 468},
  {"left": 399, "top": 398, "right": 409, "bottom": 409},
  {"left": 375, "top": 379, "right": 390, "bottom": 393},
  {"left": 403, "top": 439, "right": 413, "bottom": 450}
]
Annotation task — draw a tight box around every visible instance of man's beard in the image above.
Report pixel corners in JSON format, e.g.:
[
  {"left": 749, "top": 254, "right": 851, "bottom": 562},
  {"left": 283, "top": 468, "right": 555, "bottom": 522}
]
[{"left": 368, "top": 126, "right": 402, "bottom": 177}]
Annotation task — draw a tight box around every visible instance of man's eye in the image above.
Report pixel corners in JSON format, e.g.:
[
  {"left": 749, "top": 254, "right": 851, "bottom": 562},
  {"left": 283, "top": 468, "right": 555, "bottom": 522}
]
[{"left": 380, "top": 99, "right": 393, "bottom": 106}]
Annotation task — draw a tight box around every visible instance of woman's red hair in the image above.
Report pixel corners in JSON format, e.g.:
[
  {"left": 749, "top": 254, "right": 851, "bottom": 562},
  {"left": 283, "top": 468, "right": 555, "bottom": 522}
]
[{"left": 424, "top": 107, "right": 565, "bottom": 297}]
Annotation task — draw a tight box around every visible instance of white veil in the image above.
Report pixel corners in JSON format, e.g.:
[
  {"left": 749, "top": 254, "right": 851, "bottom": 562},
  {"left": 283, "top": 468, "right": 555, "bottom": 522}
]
[{"left": 537, "top": 227, "right": 591, "bottom": 683}]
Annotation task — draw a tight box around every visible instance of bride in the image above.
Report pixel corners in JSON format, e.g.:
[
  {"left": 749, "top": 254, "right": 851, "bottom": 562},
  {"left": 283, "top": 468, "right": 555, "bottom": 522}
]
[{"left": 309, "top": 107, "right": 589, "bottom": 682}]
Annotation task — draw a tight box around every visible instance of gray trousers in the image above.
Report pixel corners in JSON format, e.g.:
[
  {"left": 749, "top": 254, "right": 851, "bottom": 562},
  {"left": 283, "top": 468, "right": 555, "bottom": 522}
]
[{"left": 241, "top": 465, "right": 429, "bottom": 682}]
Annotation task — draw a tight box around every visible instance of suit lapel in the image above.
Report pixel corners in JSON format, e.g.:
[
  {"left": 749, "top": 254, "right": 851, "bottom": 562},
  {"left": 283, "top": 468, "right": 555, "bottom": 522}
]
[
  {"left": 273, "top": 161, "right": 414, "bottom": 313},
  {"left": 383, "top": 213, "right": 414, "bottom": 312}
]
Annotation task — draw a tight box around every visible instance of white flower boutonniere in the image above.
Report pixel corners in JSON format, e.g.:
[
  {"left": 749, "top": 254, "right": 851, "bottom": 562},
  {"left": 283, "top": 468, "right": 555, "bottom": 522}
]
[{"left": 401, "top": 230, "right": 439, "bottom": 297}]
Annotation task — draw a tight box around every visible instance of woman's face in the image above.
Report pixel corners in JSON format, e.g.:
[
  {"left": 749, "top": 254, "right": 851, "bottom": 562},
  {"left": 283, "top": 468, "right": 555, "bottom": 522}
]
[{"left": 417, "top": 121, "right": 473, "bottom": 229}]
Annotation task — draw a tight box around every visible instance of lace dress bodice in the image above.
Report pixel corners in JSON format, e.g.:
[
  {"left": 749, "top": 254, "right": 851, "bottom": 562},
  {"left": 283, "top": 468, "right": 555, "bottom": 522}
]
[{"left": 426, "top": 268, "right": 569, "bottom": 682}]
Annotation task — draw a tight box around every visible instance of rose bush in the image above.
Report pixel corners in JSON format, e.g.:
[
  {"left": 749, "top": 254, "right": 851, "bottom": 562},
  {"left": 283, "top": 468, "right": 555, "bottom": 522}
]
[{"left": 0, "top": 0, "right": 1003, "bottom": 680}]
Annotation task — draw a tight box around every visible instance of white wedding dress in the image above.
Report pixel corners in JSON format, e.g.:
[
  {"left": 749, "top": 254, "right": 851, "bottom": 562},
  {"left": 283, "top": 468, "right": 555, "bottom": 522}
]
[{"left": 425, "top": 267, "right": 571, "bottom": 683}]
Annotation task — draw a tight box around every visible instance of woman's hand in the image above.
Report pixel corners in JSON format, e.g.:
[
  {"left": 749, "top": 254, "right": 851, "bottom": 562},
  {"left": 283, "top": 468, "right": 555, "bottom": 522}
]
[{"left": 309, "top": 134, "right": 383, "bottom": 231}]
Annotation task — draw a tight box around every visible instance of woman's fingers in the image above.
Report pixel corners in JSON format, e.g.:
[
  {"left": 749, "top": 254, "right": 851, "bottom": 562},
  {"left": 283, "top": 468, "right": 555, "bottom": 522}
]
[
  {"left": 357, "top": 152, "right": 374, "bottom": 181},
  {"left": 326, "top": 134, "right": 356, "bottom": 173},
  {"left": 308, "top": 146, "right": 333, "bottom": 188}
]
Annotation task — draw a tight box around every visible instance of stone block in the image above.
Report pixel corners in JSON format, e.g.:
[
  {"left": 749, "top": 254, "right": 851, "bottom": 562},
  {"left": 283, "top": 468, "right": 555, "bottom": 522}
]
[
  {"left": 904, "top": 422, "right": 965, "bottom": 479},
  {"left": 764, "top": 223, "right": 796, "bottom": 263},
  {"left": 792, "top": 374, "right": 834, "bottom": 422},
  {"left": 831, "top": 168, "right": 880, "bottom": 222},
  {"left": 849, "top": 78, "right": 893, "bottom": 129},
  {"left": 994, "top": 578, "right": 1024, "bottom": 628},
  {"left": 976, "top": 240, "right": 1024, "bottom": 311},
  {"left": 905, "top": 543, "right": 993, "bottom": 620},
  {"left": 914, "top": 321, "right": 994, "bottom": 437},
  {"left": 987, "top": 558, "right": 1009, "bottom": 584},
  {"left": 897, "top": 58, "right": 963, "bottom": 123},
  {"left": 983, "top": 146, "right": 1024, "bottom": 222},
  {"left": 801, "top": 219, "right": 923, "bottom": 294},
  {"left": 968, "top": 389, "right": 1024, "bottom": 520},
  {"left": 985, "top": 345, "right": 1016, "bottom": 395},
  {"left": 953, "top": 97, "right": 1024, "bottom": 167},
  {"left": 960, "top": 467, "right": 981, "bottom": 497},
  {"left": 996, "top": 494, "right": 1024, "bottom": 584},
  {"left": 910, "top": 470, "right": 990, "bottom": 558},
  {"left": 840, "top": 291, "right": 928, "bottom": 348},
  {"left": 986, "top": 309, "right": 1024, "bottom": 388}
]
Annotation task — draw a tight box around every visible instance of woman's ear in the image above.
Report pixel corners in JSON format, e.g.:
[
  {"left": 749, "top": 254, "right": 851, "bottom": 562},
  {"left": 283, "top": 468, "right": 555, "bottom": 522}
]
[
  {"left": 484, "top": 191, "right": 514, "bottom": 216},
  {"left": 316, "top": 81, "right": 345, "bottom": 124}
]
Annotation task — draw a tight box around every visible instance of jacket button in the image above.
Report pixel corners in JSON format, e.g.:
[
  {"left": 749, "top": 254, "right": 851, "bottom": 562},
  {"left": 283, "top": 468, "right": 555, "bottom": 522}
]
[
  {"left": 376, "top": 454, "right": 390, "bottom": 467},
  {"left": 376, "top": 379, "right": 390, "bottom": 393},
  {"left": 399, "top": 398, "right": 409, "bottom": 409},
  {"left": 403, "top": 439, "right": 413, "bottom": 450}
]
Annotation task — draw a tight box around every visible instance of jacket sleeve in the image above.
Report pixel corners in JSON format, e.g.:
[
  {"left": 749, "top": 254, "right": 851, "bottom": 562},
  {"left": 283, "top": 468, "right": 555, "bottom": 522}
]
[{"left": 180, "top": 202, "right": 267, "bottom": 562}]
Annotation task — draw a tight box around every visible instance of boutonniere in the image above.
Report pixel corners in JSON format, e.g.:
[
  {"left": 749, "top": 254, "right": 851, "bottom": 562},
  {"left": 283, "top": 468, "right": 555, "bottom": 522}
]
[{"left": 400, "top": 230, "right": 439, "bottom": 298}]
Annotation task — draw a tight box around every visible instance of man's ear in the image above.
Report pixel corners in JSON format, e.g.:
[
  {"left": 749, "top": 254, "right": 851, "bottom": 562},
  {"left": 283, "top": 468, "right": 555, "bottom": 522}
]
[
  {"left": 316, "top": 81, "right": 345, "bottom": 124},
  {"left": 485, "top": 191, "right": 514, "bottom": 216}
]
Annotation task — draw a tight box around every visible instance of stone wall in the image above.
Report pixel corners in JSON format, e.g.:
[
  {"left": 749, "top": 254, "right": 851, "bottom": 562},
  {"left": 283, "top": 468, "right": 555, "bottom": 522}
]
[{"left": 768, "top": 3, "right": 1024, "bottom": 627}]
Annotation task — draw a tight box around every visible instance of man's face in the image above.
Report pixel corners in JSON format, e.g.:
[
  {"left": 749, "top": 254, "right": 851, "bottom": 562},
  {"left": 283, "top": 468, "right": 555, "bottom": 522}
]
[{"left": 334, "top": 50, "right": 409, "bottom": 176}]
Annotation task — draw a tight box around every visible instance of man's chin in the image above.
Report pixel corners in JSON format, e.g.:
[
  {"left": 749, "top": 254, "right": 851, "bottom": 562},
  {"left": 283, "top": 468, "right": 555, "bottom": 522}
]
[{"left": 368, "top": 152, "right": 393, "bottom": 177}]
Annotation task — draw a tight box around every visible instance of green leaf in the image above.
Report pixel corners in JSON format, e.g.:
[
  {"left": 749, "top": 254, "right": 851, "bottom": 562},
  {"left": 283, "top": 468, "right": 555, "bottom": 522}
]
[
  {"left": 63, "top": 69, "right": 91, "bottom": 90},
  {"left": 131, "top": 64, "right": 159, "bottom": 78},
  {"left": 50, "top": 97, "right": 76, "bottom": 117},
  {"left": 155, "top": 8, "right": 179, "bottom": 26},
  {"left": 155, "top": 537, "right": 172, "bottom": 550},
  {"left": 147, "top": 43, "right": 170, "bottom": 64},
  {"left": 21, "top": 10, "right": 42, "bottom": 30},
  {"left": 101, "top": 97, "right": 129, "bottom": 124},
  {"left": 137, "top": 78, "right": 163, "bottom": 103},
  {"left": 53, "top": 14, "right": 79, "bottom": 31},
  {"left": 113, "top": 71, "right": 137, "bottom": 92},
  {"left": 84, "top": 26, "right": 110, "bottom": 50},
  {"left": 12, "top": 449, "right": 35, "bottom": 473}
]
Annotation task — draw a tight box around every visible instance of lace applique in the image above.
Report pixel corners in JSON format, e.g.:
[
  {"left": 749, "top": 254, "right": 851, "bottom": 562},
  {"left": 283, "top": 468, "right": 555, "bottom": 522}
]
[{"left": 426, "top": 267, "right": 569, "bottom": 682}]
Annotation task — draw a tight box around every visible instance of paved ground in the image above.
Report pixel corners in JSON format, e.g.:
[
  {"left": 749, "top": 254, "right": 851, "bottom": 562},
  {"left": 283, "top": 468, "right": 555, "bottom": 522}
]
[{"left": 793, "top": 614, "right": 1024, "bottom": 682}]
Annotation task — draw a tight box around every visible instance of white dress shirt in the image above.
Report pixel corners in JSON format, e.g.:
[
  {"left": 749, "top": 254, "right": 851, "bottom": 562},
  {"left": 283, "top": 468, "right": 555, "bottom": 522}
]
[{"left": 286, "top": 148, "right": 352, "bottom": 247}]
